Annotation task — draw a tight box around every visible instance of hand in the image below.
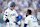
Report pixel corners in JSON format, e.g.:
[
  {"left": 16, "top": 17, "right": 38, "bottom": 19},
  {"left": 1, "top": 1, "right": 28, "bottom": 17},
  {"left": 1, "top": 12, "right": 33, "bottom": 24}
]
[{"left": 6, "top": 18, "right": 9, "bottom": 22}]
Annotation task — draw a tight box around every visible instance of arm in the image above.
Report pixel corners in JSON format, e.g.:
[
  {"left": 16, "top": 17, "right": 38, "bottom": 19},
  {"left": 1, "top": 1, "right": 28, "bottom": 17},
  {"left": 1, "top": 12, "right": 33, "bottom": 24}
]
[
  {"left": 3, "top": 10, "right": 9, "bottom": 23},
  {"left": 24, "top": 17, "right": 29, "bottom": 27}
]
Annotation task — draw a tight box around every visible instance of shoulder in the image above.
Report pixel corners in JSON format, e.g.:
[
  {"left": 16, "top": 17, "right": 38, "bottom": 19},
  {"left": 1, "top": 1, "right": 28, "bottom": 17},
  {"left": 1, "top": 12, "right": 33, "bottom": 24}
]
[
  {"left": 25, "top": 17, "right": 29, "bottom": 20},
  {"left": 5, "top": 8, "right": 10, "bottom": 12},
  {"left": 25, "top": 15, "right": 32, "bottom": 20},
  {"left": 14, "top": 10, "right": 16, "bottom": 11},
  {"left": 14, "top": 10, "right": 17, "bottom": 13}
]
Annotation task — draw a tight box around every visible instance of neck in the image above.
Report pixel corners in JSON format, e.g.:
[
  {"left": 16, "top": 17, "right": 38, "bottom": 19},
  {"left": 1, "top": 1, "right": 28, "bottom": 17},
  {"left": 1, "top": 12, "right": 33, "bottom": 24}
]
[
  {"left": 27, "top": 14, "right": 31, "bottom": 16},
  {"left": 11, "top": 9, "right": 13, "bottom": 10}
]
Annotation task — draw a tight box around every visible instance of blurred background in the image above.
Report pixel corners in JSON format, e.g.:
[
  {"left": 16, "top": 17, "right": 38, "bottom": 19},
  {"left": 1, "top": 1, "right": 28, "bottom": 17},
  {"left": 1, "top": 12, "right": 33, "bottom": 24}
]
[{"left": 0, "top": 0, "right": 40, "bottom": 27}]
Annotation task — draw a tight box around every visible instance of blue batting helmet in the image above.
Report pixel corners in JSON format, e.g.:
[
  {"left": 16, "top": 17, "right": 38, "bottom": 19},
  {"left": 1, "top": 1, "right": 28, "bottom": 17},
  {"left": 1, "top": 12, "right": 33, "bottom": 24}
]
[{"left": 10, "top": 2, "right": 16, "bottom": 7}]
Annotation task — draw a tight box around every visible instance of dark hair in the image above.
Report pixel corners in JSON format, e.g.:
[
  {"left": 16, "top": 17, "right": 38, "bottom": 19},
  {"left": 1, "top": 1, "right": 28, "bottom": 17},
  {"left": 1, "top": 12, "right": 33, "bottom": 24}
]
[
  {"left": 27, "top": 9, "right": 32, "bottom": 15},
  {"left": 39, "top": 1, "right": 40, "bottom": 3}
]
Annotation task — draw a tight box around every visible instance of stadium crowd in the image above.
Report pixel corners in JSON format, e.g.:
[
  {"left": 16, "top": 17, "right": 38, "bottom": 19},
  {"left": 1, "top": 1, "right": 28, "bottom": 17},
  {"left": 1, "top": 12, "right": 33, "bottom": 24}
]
[{"left": 0, "top": 0, "right": 40, "bottom": 27}]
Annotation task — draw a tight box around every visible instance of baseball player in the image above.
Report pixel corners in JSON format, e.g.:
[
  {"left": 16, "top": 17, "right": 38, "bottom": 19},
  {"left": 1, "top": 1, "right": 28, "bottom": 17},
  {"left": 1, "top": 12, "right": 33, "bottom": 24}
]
[
  {"left": 24, "top": 9, "right": 39, "bottom": 27},
  {"left": 3, "top": 2, "right": 18, "bottom": 27}
]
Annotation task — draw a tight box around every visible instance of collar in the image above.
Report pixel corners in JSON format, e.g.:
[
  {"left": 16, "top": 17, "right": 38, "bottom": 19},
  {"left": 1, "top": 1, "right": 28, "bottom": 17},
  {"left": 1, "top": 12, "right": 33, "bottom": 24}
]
[
  {"left": 27, "top": 15, "right": 32, "bottom": 17},
  {"left": 8, "top": 8, "right": 14, "bottom": 11},
  {"left": 11, "top": 9, "right": 13, "bottom": 11}
]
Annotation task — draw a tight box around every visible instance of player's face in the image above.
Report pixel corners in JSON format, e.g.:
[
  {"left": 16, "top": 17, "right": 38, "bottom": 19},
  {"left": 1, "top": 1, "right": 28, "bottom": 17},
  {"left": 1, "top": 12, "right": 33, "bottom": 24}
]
[
  {"left": 26, "top": 11, "right": 29, "bottom": 16},
  {"left": 11, "top": 6, "right": 15, "bottom": 9},
  {"left": 13, "top": 6, "right": 15, "bottom": 9}
]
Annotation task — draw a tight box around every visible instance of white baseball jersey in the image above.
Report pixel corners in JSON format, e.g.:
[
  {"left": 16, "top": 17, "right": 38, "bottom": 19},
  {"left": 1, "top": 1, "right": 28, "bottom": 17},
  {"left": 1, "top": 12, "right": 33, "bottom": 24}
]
[
  {"left": 3, "top": 8, "right": 18, "bottom": 22},
  {"left": 25, "top": 15, "right": 39, "bottom": 27}
]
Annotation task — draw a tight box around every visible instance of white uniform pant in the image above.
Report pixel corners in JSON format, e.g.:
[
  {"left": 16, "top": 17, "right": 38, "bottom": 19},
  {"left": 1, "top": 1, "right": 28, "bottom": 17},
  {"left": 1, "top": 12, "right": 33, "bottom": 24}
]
[{"left": 6, "top": 22, "right": 16, "bottom": 27}]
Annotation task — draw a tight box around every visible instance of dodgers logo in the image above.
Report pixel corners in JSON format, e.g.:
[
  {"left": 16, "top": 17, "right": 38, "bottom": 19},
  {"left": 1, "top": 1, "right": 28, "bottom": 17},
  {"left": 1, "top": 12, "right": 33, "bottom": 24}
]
[{"left": 10, "top": 14, "right": 15, "bottom": 17}]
